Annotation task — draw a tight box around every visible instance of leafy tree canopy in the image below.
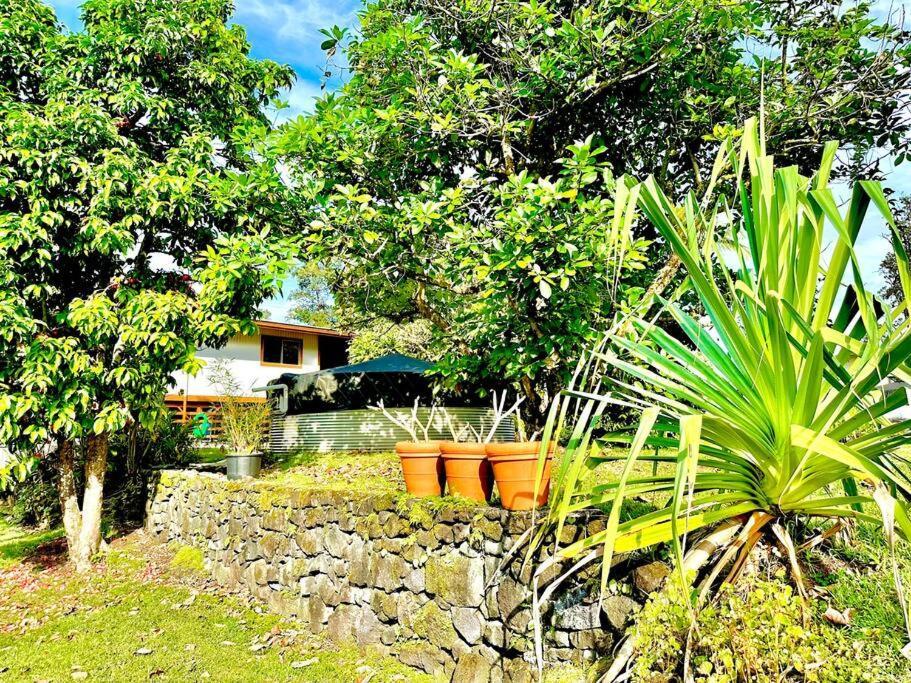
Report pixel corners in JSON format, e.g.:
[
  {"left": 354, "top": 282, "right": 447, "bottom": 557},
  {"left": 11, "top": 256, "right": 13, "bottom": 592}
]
[
  {"left": 289, "top": 261, "right": 439, "bottom": 362},
  {"left": 881, "top": 196, "right": 911, "bottom": 305},
  {"left": 0, "top": 0, "right": 294, "bottom": 566},
  {"left": 280, "top": 0, "right": 911, "bottom": 423}
]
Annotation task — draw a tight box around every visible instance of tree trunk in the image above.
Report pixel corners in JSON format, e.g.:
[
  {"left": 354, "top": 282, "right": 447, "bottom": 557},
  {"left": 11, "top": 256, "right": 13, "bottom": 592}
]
[
  {"left": 58, "top": 439, "right": 82, "bottom": 554},
  {"left": 71, "top": 433, "right": 109, "bottom": 572}
]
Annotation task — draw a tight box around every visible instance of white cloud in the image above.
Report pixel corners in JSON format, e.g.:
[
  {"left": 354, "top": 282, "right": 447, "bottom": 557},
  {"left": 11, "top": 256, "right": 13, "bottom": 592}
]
[
  {"left": 235, "top": 0, "right": 357, "bottom": 44},
  {"left": 276, "top": 79, "right": 324, "bottom": 121}
]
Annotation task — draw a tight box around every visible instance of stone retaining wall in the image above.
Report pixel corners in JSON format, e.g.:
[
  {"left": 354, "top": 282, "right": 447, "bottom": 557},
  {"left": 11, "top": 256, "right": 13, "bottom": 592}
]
[{"left": 146, "top": 471, "right": 645, "bottom": 681}]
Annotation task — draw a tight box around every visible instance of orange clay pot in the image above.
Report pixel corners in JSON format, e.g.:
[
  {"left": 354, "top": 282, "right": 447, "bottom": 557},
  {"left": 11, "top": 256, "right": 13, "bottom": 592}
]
[
  {"left": 486, "top": 442, "right": 553, "bottom": 511},
  {"left": 440, "top": 441, "right": 493, "bottom": 503},
  {"left": 396, "top": 441, "right": 445, "bottom": 497}
]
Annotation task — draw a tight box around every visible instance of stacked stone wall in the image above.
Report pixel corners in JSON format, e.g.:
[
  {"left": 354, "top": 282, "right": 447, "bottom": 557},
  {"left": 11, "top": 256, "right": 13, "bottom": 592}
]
[{"left": 146, "top": 471, "right": 645, "bottom": 681}]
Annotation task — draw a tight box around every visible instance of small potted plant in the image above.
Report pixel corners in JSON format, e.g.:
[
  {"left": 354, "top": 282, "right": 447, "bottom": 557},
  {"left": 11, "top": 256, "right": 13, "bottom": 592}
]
[
  {"left": 370, "top": 399, "right": 445, "bottom": 497},
  {"left": 441, "top": 392, "right": 524, "bottom": 504},
  {"left": 486, "top": 411, "right": 553, "bottom": 510},
  {"left": 209, "top": 361, "right": 271, "bottom": 480}
]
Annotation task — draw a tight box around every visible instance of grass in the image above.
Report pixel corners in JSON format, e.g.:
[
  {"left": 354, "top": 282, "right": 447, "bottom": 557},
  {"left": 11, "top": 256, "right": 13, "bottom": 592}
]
[
  {"left": 0, "top": 512, "right": 63, "bottom": 569},
  {"left": 190, "top": 446, "right": 227, "bottom": 464},
  {"left": 0, "top": 526, "right": 435, "bottom": 682},
  {"left": 263, "top": 450, "right": 403, "bottom": 493},
  {"left": 808, "top": 514, "right": 911, "bottom": 661}
]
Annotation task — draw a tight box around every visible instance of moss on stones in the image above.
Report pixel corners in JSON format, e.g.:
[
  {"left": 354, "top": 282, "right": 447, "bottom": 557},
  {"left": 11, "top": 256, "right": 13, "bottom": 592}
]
[
  {"left": 411, "top": 601, "right": 459, "bottom": 650},
  {"left": 169, "top": 544, "right": 205, "bottom": 573}
]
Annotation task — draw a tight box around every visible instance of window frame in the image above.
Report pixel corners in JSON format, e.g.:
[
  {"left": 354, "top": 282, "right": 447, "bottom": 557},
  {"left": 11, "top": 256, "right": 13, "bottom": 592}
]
[{"left": 260, "top": 335, "right": 304, "bottom": 368}]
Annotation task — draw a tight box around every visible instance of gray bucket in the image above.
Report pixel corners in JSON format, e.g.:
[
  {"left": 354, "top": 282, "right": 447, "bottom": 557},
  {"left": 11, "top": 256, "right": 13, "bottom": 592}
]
[{"left": 226, "top": 453, "right": 262, "bottom": 480}]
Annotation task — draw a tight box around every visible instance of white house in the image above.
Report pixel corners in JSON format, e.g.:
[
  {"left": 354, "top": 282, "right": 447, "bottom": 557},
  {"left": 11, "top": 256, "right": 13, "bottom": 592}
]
[{"left": 166, "top": 320, "right": 350, "bottom": 422}]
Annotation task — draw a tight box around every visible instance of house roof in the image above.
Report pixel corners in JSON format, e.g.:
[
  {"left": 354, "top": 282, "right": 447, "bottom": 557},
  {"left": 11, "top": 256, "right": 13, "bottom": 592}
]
[{"left": 255, "top": 320, "right": 351, "bottom": 339}]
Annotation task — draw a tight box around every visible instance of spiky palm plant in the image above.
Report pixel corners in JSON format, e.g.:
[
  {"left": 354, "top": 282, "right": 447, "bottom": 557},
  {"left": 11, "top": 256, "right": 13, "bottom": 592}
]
[{"left": 533, "top": 118, "right": 911, "bottom": 672}]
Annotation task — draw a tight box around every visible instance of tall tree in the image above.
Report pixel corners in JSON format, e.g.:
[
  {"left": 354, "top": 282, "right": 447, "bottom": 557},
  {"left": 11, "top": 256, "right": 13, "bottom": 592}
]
[
  {"left": 0, "top": 0, "right": 294, "bottom": 569},
  {"left": 881, "top": 196, "right": 911, "bottom": 305},
  {"left": 280, "top": 0, "right": 911, "bottom": 426}
]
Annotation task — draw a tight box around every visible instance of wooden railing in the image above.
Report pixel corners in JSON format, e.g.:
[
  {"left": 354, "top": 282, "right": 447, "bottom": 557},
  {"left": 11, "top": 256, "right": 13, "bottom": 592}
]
[{"left": 163, "top": 395, "right": 268, "bottom": 443}]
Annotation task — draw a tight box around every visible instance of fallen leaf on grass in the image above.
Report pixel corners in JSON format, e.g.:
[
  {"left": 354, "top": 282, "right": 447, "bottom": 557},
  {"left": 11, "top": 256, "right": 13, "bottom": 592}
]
[
  {"left": 290, "top": 659, "right": 318, "bottom": 669},
  {"left": 823, "top": 606, "right": 854, "bottom": 626}
]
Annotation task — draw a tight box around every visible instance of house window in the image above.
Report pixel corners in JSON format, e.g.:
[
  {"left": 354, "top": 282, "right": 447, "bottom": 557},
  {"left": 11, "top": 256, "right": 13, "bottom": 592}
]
[{"left": 261, "top": 336, "right": 302, "bottom": 366}]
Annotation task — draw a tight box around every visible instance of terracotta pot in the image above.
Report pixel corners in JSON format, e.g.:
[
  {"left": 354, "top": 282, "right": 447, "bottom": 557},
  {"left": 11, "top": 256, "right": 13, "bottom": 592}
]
[
  {"left": 396, "top": 441, "right": 445, "bottom": 497},
  {"left": 440, "top": 441, "right": 493, "bottom": 503},
  {"left": 486, "top": 442, "right": 553, "bottom": 510}
]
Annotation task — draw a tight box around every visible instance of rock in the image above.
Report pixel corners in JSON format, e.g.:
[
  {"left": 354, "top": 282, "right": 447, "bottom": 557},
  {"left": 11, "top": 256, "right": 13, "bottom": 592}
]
[
  {"left": 634, "top": 561, "right": 671, "bottom": 594},
  {"left": 398, "top": 641, "right": 446, "bottom": 674},
  {"left": 601, "top": 595, "right": 640, "bottom": 631},
  {"left": 569, "top": 628, "right": 612, "bottom": 651},
  {"left": 370, "top": 554, "right": 406, "bottom": 591},
  {"left": 327, "top": 604, "right": 356, "bottom": 642},
  {"left": 472, "top": 517, "right": 504, "bottom": 542},
  {"left": 426, "top": 552, "right": 485, "bottom": 607},
  {"left": 484, "top": 621, "right": 506, "bottom": 648},
  {"left": 403, "top": 567, "right": 425, "bottom": 593},
  {"left": 267, "top": 589, "right": 298, "bottom": 618},
  {"left": 261, "top": 507, "right": 288, "bottom": 531},
  {"left": 249, "top": 560, "right": 271, "bottom": 586},
  {"left": 452, "top": 607, "right": 483, "bottom": 645},
  {"left": 348, "top": 544, "right": 370, "bottom": 586},
  {"left": 323, "top": 525, "right": 350, "bottom": 559},
  {"left": 307, "top": 595, "right": 327, "bottom": 634},
  {"left": 412, "top": 601, "right": 459, "bottom": 651},
  {"left": 371, "top": 591, "right": 400, "bottom": 623},
  {"left": 260, "top": 532, "right": 288, "bottom": 561},
  {"left": 452, "top": 651, "right": 492, "bottom": 682},
  {"left": 326, "top": 601, "right": 384, "bottom": 646},
  {"left": 495, "top": 577, "right": 528, "bottom": 622},
  {"left": 432, "top": 523, "right": 454, "bottom": 543},
  {"left": 503, "top": 658, "right": 535, "bottom": 683},
  {"left": 556, "top": 601, "right": 600, "bottom": 631},
  {"left": 295, "top": 528, "right": 322, "bottom": 555},
  {"left": 352, "top": 606, "right": 383, "bottom": 646}
]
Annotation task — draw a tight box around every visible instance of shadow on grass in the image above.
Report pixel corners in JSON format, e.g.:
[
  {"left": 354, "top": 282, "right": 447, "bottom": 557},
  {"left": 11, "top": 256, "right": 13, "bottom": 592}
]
[{"left": 0, "top": 519, "right": 65, "bottom": 569}]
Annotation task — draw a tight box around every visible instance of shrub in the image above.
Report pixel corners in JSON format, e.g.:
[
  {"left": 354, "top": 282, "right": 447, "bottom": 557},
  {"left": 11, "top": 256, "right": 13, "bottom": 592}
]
[
  {"left": 8, "top": 419, "right": 194, "bottom": 529},
  {"left": 633, "top": 572, "right": 888, "bottom": 683},
  {"left": 7, "top": 455, "right": 60, "bottom": 528},
  {"left": 206, "top": 360, "right": 271, "bottom": 455}
]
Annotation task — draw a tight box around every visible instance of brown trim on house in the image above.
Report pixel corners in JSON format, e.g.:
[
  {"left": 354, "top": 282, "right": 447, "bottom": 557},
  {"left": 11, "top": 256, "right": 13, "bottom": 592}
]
[{"left": 255, "top": 320, "right": 351, "bottom": 339}]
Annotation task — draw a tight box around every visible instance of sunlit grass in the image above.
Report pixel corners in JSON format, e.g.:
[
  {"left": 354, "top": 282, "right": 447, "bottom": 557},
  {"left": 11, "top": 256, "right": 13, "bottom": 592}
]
[
  {"left": 0, "top": 510, "right": 63, "bottom": 569},
  {"left": 0, "top": 530, "right": 434, "bottom": 682}
]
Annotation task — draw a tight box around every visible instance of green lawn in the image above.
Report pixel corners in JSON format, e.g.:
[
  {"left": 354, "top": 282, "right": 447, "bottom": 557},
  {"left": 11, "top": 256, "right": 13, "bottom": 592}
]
[
  {"left": 0, "top": 513, "right": 63, "bottom": 569},
  {"left": 190, "top": 446, "right": 228, "bottom": 464},
  {"left": 0, "top": 521, "right": 433, "bottom": 682}
]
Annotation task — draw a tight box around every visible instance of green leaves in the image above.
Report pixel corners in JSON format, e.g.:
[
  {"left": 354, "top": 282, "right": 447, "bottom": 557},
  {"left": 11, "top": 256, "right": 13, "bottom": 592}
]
[
  {"left": 538, "top": 116, "right": 911, "bottom": 627},
  {"left": 0, "top": 0, "right": 295, "bottom": 488}
]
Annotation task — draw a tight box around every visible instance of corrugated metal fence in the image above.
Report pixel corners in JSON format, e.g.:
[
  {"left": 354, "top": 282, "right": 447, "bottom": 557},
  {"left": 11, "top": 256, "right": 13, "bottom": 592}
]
[{"left": 269, "top": 407, "right": 515, "bottom": 453}]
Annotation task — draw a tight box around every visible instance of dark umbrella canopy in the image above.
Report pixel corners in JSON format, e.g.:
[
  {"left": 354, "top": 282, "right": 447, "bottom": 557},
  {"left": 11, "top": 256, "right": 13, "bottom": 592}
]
[
  {"left": 319, "top": 353, "right": 432, "bottom": 375},
  {"left": 269, "top": 353, "right": 476, "bottom": 414}
]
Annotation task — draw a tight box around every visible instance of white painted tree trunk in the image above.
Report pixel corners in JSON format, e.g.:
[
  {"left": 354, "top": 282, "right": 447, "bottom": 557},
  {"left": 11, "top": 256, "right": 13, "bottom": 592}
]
[
  {"left": 58, "top": 434, "right": 109, "bottom": 572},
  {"left": 58, "top": 440, "right": 81, "bottom": 553}
]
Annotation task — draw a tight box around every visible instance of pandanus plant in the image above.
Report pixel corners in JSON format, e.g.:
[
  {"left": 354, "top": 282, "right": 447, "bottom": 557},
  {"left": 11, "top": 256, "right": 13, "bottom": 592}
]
[{"left": 532, "top": 117, "right": 911, "bottom": 673}]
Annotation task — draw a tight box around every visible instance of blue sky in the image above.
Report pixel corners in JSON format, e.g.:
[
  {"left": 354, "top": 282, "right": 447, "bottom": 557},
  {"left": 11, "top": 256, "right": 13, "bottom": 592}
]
[{"left": 49, "top": 0, "right": 898, "bottom": 322}]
